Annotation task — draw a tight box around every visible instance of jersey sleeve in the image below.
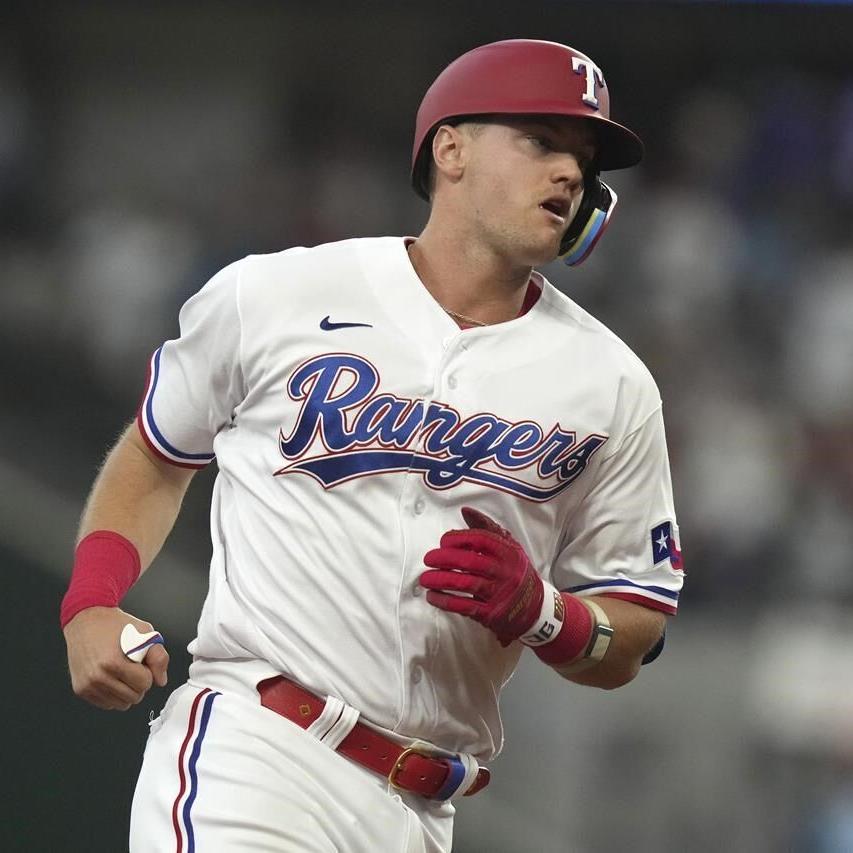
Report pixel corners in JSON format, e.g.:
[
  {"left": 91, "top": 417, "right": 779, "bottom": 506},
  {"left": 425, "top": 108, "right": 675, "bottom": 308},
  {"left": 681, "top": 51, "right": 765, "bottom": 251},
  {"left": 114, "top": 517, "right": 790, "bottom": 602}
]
[
  {"left": 550, "top": 406, "right": 684, "bottom": 615},
  {"left": 136, "top": 258, "right": 246, "bottom": 468}
]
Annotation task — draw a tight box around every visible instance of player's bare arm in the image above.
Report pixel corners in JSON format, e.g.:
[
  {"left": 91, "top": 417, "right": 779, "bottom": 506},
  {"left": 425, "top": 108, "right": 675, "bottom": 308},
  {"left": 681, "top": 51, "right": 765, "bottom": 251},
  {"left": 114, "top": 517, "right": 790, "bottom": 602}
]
[
  {"left": 78, "top": 422, "right": 195, "bottom": 560},
  {"left": 63, "top": 422, "right": 195, "bottom": 710},
  {"left": 561, "top": 596, "right": 667, "bottom": 690}
]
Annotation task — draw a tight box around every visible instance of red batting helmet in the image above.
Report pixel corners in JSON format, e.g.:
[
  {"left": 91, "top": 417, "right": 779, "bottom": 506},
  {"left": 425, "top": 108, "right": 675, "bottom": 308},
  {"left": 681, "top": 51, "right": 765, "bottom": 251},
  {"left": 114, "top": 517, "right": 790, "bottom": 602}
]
[{"left": 411, "top": 39, "right": 643, "bottom": 200}]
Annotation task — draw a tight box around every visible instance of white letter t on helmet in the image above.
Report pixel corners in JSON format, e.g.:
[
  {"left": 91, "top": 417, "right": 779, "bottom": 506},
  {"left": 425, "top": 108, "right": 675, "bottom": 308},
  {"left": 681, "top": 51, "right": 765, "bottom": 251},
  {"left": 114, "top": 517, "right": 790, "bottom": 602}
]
[{"left": 571, "top": 56, "right": 605, "bottom": 109}]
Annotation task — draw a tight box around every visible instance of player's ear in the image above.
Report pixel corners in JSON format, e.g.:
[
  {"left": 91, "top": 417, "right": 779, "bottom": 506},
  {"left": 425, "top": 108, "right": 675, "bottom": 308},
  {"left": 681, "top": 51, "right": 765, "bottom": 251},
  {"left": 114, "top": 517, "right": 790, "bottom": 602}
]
[{"left": 431, "top": 124, "right": 467, "bottom": 189}]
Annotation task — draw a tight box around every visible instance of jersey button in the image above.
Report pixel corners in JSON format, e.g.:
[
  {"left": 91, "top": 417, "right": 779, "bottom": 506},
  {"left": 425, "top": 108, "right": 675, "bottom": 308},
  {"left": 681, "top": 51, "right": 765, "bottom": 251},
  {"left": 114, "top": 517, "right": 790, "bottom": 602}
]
[
  {"left": 447, "top": 375, "right": 458, "bottom": 389},
  {"left": 414, "top": 498, "right": 426, "bottom": 515}
]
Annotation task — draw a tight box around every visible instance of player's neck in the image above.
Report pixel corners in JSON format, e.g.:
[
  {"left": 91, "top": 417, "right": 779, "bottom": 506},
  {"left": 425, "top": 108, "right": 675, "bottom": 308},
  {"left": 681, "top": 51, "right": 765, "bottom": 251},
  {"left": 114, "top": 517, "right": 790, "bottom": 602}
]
[{"left": 407, "top": 223, "right": 532, "bottom": 327}]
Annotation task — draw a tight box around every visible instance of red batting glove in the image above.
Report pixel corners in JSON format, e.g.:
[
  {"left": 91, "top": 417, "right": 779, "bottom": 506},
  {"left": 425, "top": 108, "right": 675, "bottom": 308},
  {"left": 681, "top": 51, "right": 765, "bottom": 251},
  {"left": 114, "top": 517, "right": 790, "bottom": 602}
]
[
  {"left": 420, "top": 507, "right": 548, "bottom": 646},
  {"left": 421, "top": 508, "right": 596, "bottom": 665}
]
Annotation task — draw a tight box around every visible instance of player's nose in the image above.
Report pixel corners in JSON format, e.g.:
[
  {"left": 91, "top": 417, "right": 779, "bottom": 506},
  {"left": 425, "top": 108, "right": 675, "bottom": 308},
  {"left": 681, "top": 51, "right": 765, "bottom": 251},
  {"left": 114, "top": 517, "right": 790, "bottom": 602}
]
[{"left": 550, "top": 153, "right": 585, "bottom": 193}]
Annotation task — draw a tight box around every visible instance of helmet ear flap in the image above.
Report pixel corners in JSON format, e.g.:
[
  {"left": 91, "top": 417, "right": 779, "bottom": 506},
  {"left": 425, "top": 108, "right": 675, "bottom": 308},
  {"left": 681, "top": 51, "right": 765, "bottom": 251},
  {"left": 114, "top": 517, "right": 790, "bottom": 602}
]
[{"left": 559, "top": 175, "right": 618, "bottom": 266}]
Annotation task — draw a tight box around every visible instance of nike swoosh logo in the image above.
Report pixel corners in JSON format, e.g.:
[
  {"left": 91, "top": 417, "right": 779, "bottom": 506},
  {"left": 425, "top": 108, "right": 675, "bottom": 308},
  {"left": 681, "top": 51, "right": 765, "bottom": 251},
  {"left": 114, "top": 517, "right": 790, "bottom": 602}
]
[{"left": 320, "top": 315, "right": 373, "bottom": 331}]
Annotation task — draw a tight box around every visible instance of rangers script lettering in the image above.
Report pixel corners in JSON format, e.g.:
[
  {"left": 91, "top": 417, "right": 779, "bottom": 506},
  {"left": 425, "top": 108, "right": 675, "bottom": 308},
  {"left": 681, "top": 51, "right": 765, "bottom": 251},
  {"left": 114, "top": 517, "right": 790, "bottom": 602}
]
[{"left": 275, "top": 353, "right": 608, "bottom": 500}]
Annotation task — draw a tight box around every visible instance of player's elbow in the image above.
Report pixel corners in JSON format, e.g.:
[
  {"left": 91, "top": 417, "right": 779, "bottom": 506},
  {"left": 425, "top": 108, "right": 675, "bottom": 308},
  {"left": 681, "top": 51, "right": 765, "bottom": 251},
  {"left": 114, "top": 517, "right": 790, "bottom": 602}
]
[
  {"left": 604, "top": 662, "right": 642, "bottom": 690},
  {"left": 583, "top": 658, "right": 642, "bottom": 691}
]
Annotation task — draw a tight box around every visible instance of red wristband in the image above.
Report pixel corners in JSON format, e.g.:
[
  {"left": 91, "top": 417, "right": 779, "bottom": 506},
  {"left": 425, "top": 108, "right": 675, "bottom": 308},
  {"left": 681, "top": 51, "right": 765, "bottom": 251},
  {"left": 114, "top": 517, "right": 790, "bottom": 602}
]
[
  {"left": 59, "top": 531, "right": 141, "bottom": 629},
  {"left": 533, "top": 593, "right": 594, "bottom": 666}
]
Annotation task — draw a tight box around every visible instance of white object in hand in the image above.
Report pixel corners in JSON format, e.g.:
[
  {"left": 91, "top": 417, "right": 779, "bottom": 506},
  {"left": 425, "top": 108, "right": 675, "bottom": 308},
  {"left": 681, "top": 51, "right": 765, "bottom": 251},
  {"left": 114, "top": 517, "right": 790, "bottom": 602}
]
[{"left": 120, "top": 624, "right": 164, "bottom": 663}]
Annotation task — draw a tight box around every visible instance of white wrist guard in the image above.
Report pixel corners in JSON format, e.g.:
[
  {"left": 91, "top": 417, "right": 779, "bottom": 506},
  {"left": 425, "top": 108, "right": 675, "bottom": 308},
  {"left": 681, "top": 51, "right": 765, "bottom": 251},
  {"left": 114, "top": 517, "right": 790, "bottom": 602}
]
[{"left": 520, "top": 581, "right": 565, "bottom": 647}]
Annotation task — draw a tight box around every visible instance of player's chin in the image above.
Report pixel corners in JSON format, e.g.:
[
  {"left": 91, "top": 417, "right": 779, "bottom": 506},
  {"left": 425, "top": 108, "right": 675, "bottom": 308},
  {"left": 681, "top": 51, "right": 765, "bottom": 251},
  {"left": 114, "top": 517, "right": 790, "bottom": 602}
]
[
  {"left": 526, "top": 218, "right": 565, "bottom": 260},
  {"left": 524, "top": 231, "right": 563, "bottom": 266},
  {"left": 501, "top": 221, "right": 563, "bottom": 267}
]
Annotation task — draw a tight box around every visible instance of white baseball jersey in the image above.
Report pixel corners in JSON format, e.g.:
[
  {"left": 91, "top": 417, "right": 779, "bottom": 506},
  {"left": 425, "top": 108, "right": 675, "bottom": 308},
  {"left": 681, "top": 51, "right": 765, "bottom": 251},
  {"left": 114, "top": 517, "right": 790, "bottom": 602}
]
[{"left": 137, "top": 236, "right": 684, "bottom": 760}]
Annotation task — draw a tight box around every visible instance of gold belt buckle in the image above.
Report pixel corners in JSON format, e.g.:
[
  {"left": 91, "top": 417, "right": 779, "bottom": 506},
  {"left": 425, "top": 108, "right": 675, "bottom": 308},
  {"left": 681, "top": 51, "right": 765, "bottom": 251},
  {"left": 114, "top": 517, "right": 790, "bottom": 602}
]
[{"left": 388, "top": 747, "right": 430, "bottom": 790}]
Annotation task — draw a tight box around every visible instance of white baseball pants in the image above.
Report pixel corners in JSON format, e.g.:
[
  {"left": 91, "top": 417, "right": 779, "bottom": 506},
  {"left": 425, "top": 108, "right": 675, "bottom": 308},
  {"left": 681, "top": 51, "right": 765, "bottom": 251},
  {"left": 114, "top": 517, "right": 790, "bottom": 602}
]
[{"left": 129, "top": 675, "right": 454, "bottom": 852}]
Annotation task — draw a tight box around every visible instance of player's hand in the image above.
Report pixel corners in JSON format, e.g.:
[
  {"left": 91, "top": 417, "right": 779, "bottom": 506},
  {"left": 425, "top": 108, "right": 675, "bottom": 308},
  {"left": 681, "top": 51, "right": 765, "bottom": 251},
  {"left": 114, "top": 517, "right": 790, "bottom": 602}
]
[
  {"left": 420, "top": 508, "right": 544, "bottom": 646},
  {"left": 63, "top": 607, "right": 169, "bottom": 710}
]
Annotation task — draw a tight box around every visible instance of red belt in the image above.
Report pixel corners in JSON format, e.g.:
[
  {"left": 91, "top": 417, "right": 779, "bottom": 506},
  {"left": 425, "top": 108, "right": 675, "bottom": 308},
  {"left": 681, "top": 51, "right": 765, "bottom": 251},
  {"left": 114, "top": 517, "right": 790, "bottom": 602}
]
[{"left": 257, "top": 676, "right": 490, "bottom": 800}]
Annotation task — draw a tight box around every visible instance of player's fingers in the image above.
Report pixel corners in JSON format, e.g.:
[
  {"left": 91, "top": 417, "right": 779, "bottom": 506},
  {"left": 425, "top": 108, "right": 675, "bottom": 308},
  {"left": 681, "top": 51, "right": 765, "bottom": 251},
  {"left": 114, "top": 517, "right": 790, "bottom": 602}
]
[
  {"left": 77, "top": 673, "right": 146, "bottom": 710},
  {"left": 425, "top": 589, "right": 483, "bottom": 618},
  {"left": 120, "top": 661, "right": 155, "bottom": 694},
  {"left": 73, "top": 655, "right": 136, "bottom": 696},
  {"left": 104, "top": 673, "right": 148, "bottom": 707},
  {"left": 145, "top": 644, "right": 170, "bottom": 688},
  {"left": 80, "top": 686, "right": 126, "bottom": 711},
  {"left": 460, "top": 506, "right": 510, "bottom": 538},
  {"left": 419, "top": 569, "right": 493, "bottom": 600},
  {"left": 437, "top": 528, "right": 508, "bottom": 559},
  {"left": 92, "top": 687, "right": 134, "bottom": 712},
  {"left": 423, "top": 547, "right": 495, "bottom": 576}
]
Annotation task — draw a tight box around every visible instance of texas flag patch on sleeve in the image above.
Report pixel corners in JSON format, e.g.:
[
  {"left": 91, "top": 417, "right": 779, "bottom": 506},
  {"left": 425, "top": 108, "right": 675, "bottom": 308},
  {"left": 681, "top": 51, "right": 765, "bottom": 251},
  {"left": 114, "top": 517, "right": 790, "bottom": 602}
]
[{"left": 650, "top": 521, "right": 684, "bottom": 572}]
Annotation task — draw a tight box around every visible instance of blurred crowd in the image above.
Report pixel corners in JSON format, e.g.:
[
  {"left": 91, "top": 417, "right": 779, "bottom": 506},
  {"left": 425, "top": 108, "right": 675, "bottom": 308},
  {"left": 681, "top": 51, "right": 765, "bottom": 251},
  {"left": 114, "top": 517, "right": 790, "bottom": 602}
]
[{"left": 3, "top": 6, "right": 852, "bottom": 851}]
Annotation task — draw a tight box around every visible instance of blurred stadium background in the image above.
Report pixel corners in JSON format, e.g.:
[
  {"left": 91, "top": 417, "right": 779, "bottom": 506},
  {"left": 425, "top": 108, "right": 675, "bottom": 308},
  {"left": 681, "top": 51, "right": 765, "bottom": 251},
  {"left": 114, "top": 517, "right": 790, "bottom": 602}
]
[{"left": 3, "top": 2, "right": 853, "bottom": 851}]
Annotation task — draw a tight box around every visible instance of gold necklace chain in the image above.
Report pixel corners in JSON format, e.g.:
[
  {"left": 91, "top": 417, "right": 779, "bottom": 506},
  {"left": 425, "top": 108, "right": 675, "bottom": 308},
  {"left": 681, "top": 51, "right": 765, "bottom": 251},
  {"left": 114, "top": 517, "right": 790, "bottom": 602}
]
[{"left": 443, "top": 307, "right": 488, "bottom": 327}]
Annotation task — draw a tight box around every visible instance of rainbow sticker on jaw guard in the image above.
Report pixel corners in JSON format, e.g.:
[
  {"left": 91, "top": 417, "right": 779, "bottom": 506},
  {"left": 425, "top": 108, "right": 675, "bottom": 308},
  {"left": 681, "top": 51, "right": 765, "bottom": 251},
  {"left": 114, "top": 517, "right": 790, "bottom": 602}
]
[{"left": 559, "top": 181, "right": 618, "bottom": 266}]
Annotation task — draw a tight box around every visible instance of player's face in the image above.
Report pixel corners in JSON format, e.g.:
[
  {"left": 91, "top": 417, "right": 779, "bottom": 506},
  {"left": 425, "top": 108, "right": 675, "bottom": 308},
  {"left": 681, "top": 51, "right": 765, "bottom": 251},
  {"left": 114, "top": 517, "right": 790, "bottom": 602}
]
[{"left": 457, "top": 116, "right": 596, "bottom": 266}]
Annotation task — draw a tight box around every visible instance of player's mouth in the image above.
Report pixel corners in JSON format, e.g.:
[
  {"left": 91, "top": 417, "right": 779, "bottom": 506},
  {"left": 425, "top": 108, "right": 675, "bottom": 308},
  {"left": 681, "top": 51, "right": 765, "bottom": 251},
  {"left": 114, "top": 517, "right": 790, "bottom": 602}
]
[{"left": 538, "top": 196, "right": 571, "bottom": 225}]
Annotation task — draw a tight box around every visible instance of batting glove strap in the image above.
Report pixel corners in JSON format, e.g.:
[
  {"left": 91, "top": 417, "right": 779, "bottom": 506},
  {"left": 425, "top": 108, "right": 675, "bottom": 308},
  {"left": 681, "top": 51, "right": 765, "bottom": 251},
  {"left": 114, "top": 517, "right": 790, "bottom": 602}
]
[
  {"left": 519, "top": 581, "right": 565, "bottom": 647},
  {"left": 533, "top": 592, "right": 597, "bottom": 667}
]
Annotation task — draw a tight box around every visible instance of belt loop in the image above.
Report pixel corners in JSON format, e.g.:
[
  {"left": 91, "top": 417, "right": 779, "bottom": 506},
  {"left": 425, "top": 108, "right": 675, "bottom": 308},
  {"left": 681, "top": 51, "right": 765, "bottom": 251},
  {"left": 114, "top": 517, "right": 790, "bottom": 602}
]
[{"left": 306, "top": 695, "right": 360, "bottom": 750}]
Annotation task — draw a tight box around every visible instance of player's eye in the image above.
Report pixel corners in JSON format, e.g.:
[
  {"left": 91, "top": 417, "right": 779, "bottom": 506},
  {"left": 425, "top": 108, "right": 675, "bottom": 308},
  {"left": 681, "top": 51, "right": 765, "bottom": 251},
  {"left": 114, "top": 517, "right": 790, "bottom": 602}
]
[{"left": 527, "top": 135, "right": 553, "bottom": 151}]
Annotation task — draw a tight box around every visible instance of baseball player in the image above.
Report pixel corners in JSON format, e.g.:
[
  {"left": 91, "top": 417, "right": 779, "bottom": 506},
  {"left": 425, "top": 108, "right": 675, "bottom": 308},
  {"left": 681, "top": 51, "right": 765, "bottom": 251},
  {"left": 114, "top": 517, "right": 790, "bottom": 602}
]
[{"left": 61, "top": 39, "right": 684, "bottom": 852}]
